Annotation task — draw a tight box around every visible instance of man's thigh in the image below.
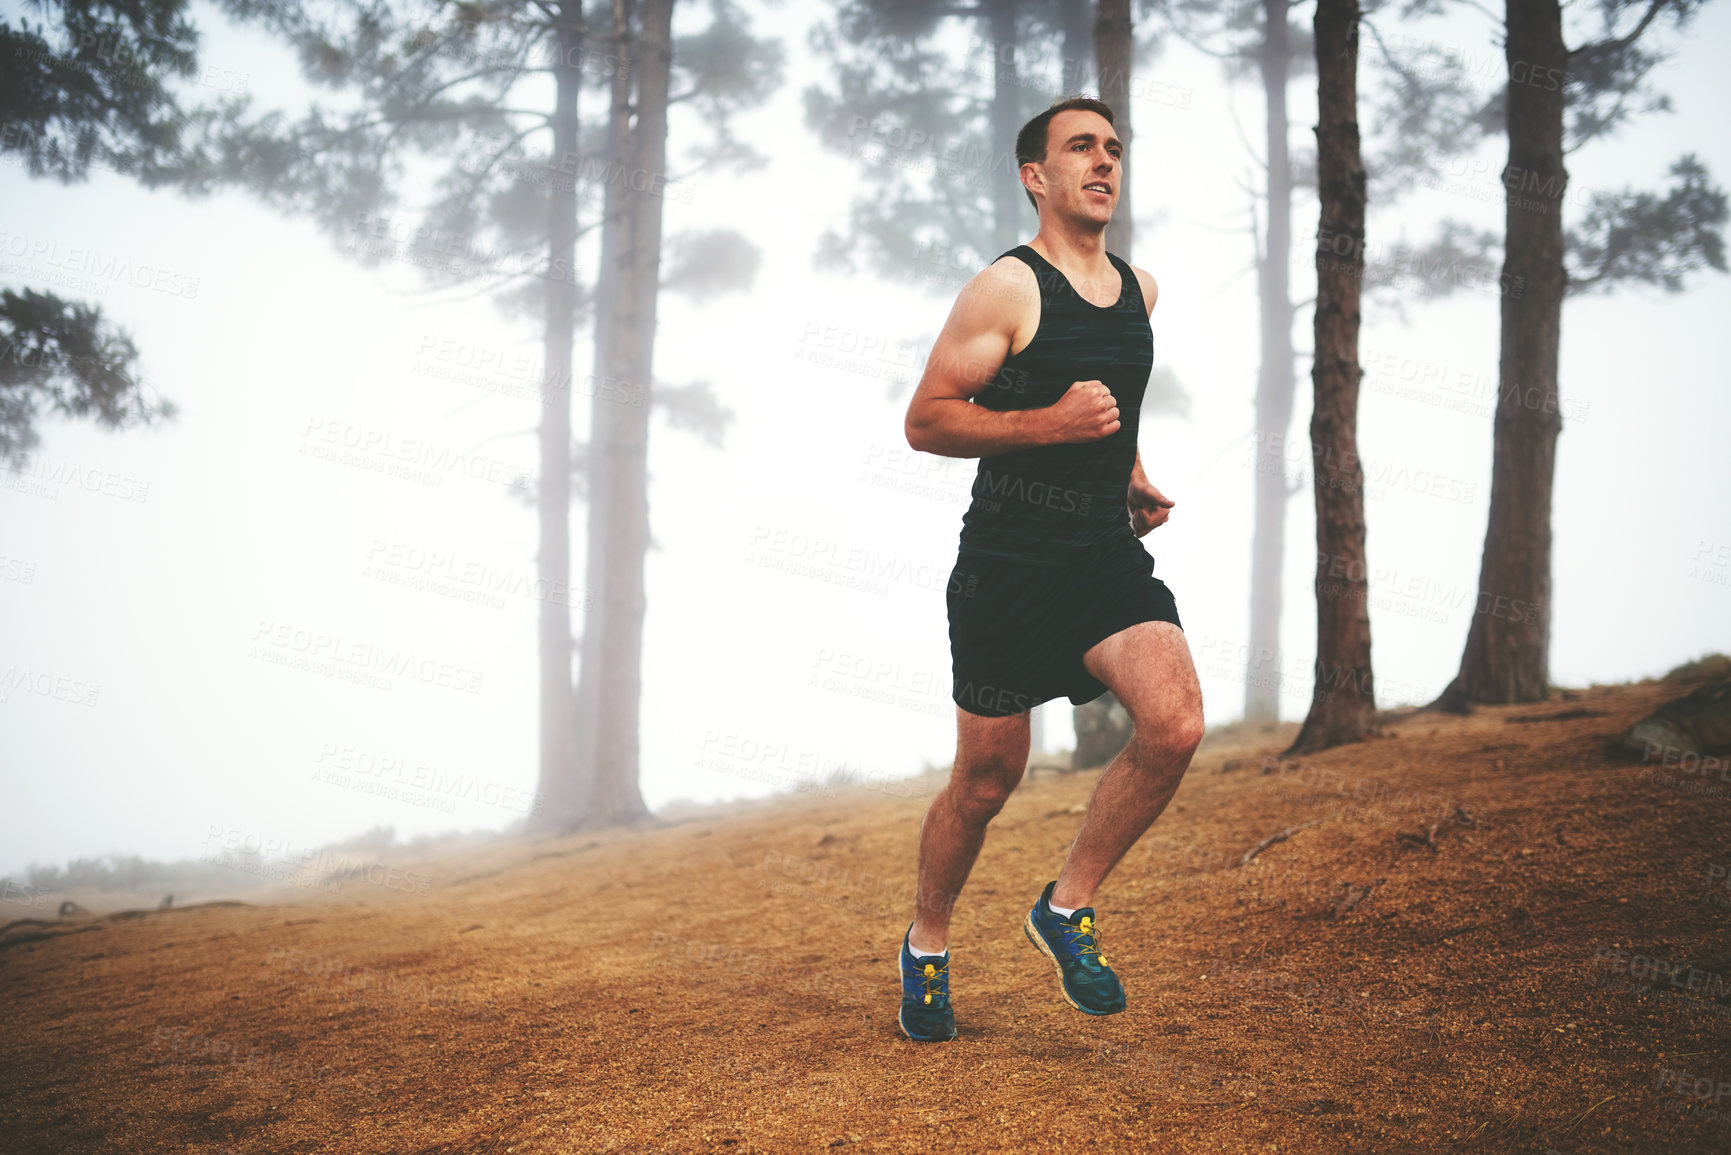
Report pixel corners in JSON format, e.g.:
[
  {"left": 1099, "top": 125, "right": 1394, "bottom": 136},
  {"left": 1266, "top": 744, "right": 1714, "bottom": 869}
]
[
  {"left": 1081, "top": 621, "right": 1203, "bottom": 731},
  {"left": 953, "top": 706, "right": 1032, "bottom": 783}
]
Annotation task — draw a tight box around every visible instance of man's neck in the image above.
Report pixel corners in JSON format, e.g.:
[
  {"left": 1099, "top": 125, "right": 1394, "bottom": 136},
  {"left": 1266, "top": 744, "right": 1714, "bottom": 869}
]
[{"left": 1028, "top": 220, "right": 1111, "bottom": 276}]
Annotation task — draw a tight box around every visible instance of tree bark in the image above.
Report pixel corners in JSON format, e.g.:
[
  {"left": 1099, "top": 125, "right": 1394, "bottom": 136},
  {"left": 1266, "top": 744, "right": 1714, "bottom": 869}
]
[
  {"left": 983, "top": 0, "right": 1043, "bottom": 751},
  {"left": 989, "top": 0, "right": 1021, "bottom": 256},
  {"left": 1289, "top": 0, "right": 1373, "bottom": 755},
  {"left": 1074, "top": 692, "right": 1131, "bottom": 771},
  {"left": 1095, "top": 0, "right": 1132, "bottom": 261},
  {"left": 1071, "top": 0, "right": 1134, "bottom": 768},
  {"left": 1245, "top": 0, "right": 1296, "bottom": 725},
  {"left": 559, "top": 0, "right": 636, "bottom": 834},
  {"left": 530, "top": 5, "right": 583, "bottom": 830},
  {"left": 1062, "top": 0, "right": 1097, "bottom": 95},
  {"left": 586, "top": 0, "right": 673, "bottom": 826},
  {"left": 1434, "top": 0, "right": 1565, "bottom": 710}
]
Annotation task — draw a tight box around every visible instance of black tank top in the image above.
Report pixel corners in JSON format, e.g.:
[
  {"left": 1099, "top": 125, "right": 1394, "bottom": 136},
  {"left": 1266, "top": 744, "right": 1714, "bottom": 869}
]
[{"left": 957, "top": 244, "right": 1154, "bottom": 565}]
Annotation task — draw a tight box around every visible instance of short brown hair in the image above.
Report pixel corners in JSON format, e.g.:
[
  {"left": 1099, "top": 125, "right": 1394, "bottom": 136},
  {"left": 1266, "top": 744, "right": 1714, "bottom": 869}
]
[{"left": 1015, "top": 96, "right": 1117, "bottom": 212}]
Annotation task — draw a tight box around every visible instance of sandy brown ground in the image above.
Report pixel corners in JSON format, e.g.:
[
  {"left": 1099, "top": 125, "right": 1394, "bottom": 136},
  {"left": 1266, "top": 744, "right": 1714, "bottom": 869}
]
[{"left": 4, "top": 678, "right": 1730, "bottom": 1154}]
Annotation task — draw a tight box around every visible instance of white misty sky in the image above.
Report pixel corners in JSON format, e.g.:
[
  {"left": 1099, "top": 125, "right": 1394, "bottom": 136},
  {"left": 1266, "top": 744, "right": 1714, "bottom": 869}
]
[{"left": 2, "top": 0, "right": 1728, "bottom": 878}]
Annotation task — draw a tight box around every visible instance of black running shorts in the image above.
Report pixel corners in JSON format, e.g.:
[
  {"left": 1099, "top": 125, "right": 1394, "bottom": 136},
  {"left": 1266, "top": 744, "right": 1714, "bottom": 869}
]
[{"left": 946, "top": 532, "right": 1182, "bottom": 718}]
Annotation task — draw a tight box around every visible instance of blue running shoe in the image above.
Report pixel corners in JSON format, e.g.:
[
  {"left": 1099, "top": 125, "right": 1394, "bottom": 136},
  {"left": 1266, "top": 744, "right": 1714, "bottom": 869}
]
[
  {"left": 897, "top": 925, "right": 956, "bottom": 1042},
  {"left": 1023, "top": 881, "right": 1126, "bottom": 1015}
]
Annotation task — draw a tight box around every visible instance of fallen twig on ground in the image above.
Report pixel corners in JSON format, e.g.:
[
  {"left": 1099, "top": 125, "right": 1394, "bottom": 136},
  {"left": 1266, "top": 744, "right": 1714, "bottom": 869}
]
[
  {"left": 1398, "top": 804, "right": 1479, "bottom": 853},
  {"left": 1331, "top": 879, "right": 1385, "bottom": 920},
  {"left": 1397, "top": 823, "right": 1442, "bottom": 852},
  {"left": 1506, "top": 708, "right": 1608, "bottom": 724},
  {"left": 1240, "top": 816, "right": 1329, "bottom": 867}
]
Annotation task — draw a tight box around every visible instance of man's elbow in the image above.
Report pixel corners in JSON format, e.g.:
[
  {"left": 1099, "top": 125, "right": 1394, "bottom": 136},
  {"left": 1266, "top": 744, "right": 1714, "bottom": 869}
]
[{"left": 904, "top": 409, "right": 933, "bottom": 454}]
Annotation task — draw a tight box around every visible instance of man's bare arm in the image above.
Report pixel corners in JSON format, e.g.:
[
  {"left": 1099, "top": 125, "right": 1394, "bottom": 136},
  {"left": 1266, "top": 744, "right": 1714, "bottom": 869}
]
[
  {"left": 904, "top": 260, "right": 1121, "bottom": 458},
  {"left": 1132, "top": 265, "right": 1159, "bottom": 319},
  {"left": 1123, "top": 268, "right": 1174, "bottom": 535}
]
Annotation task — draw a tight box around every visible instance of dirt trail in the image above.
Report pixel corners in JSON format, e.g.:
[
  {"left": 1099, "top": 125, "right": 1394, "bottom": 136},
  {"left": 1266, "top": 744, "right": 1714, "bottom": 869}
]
[{"left": 3, "top": 679, "right": 1729, "bottom": 1154}]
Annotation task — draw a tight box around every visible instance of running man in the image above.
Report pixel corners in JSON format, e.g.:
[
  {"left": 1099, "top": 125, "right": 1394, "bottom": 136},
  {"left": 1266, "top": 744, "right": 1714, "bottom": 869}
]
[{"left": 896, "top": 96, "right": 1205, "bottom": 1042}]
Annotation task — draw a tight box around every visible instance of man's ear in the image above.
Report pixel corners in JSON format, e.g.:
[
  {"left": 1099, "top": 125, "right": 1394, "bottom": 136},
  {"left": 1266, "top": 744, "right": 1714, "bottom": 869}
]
[{"left": 1020, "top": 161, "right": 1042, "bottom": 204}]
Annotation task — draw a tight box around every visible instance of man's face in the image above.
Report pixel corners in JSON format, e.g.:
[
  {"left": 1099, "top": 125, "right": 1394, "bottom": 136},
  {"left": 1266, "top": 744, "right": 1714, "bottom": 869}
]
[{"left": 1026, "top": 109, "right": 1121, "bottom": 226}]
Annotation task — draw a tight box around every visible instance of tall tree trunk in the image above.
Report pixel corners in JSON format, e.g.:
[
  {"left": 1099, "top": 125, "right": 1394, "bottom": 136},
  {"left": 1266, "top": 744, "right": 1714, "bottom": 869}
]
[
  {"left": 1435, "top": 0, "right": 1565, "bottom": 710},
  {"left": 985, "top": 0, "right": 1038, "bottom": 752},
  {"left": 531, "top": 8, "right": 583, "bottom": 829},
  {"left": 1245, "top": 0, "right": 1295, "bottom": 725},
  {"left": 1072, "top": 0, "right": 1135, "bottom": 768},
  {"left": 1289, "top": 0, "right": 1372, "bottom": 755},
  {"left": 1062, "top": 0, "right": 1096, "bottom": 95},
  {"left": 559, "top": 0, "right": 635, "bottom": 833},
  {"left": 989, "top": 0, "right": 1021, "bottom": 255},
  {"left": 586, "top": 0, "right": 673, "bottom": 825},
  {"left": 1095, "top": 0, "right": 1132, "bottom": 260}
]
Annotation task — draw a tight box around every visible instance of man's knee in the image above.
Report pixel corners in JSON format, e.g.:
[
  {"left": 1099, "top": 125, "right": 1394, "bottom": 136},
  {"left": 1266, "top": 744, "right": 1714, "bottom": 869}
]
[
  {"left": 1128, "top": 703, "right": 1204, "bottom": 762},
  {"left": 1169, "top": 707, "right": 1206, "bottom": 757},
  {"left": 950, "top": 759, "right": 1022, "bottom": 824}
]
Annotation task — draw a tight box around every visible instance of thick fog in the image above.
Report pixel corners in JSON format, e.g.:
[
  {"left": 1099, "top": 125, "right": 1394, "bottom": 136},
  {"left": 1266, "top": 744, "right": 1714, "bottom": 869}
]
[{"left": 3, "top": 0, "right": 1728, "bottom": 880}]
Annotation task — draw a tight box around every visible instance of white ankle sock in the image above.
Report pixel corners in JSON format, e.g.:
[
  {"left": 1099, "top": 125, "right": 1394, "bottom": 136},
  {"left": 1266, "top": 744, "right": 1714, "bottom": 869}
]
[
  {"left": 908, "top": 937, "right": 948, "bottom": 959},
  {"left": 1048, "top": 898, "right": 1079, "bottom": 919}
]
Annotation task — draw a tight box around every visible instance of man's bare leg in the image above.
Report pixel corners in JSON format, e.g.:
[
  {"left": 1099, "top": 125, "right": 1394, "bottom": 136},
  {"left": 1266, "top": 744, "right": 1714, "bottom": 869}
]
[
  {"left": 908, "top": 709, "right": 1031, "bottom": 953},
  {"left": 1051, "top": 621, "right": 1204, "bottom": 909}
]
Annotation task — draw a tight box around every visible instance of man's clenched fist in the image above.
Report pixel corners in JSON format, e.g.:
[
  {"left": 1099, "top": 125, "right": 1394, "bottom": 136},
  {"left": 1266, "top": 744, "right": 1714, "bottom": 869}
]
[{"left": 1044, "top": 380, "right": 1120, "bottom": 444}]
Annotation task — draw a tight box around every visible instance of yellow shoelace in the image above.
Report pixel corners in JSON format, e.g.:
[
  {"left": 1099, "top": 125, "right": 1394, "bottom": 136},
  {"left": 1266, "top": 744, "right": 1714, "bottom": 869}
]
[
  {"left": 918, "top": 959, "right": 949, "bottom": 1006},
  {"left": 1064, "top": 915, "right": 1111, "bottom": 969}
]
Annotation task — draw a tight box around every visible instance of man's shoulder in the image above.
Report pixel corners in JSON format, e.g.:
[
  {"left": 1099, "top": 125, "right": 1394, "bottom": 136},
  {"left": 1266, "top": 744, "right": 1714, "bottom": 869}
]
[
  {"left": 951, "top": 252, "right": 1040, "bottom": 320},
  {"left": 972, "top": 251, "right": 1040, "bottom": 294},
  {"left": 1125, "top": 262, "right": 1158, "bottom": 316}
]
